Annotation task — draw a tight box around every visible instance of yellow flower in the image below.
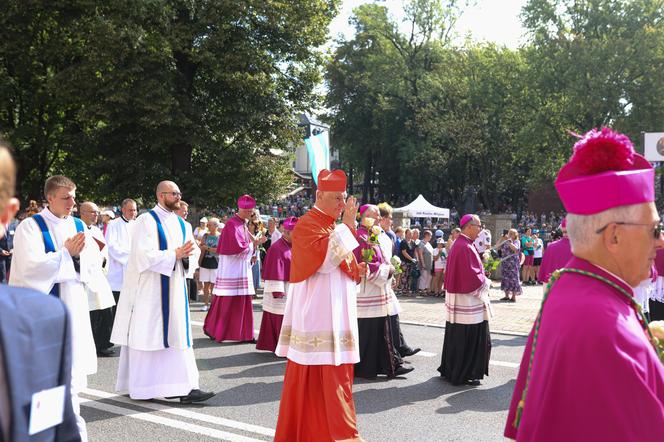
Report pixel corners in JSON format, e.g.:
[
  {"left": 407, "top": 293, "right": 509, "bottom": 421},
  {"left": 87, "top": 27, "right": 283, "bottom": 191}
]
[
  {"left": 361, "top": 217, "right": 375, "bottom": 228},
  {"left": 649, "top": 321, "right": 664, "bottom": 341},
  {"left": 371, "top": 225, "right": 381, "bottom": 236}
]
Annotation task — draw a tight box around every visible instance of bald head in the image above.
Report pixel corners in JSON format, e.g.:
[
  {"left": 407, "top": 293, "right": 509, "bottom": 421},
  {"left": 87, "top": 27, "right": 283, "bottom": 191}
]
[
  {"left": 79, "top": 201, "right": 100, "bottom": 226},
  {"left": 461, "top": 215, "right": 481, "bottom": 240},
  {"left": 156, "top": 180, "right": 182, "bottom": 211},
  {"left": 361, "top": 204, "right": 379, "bottom": 221}
]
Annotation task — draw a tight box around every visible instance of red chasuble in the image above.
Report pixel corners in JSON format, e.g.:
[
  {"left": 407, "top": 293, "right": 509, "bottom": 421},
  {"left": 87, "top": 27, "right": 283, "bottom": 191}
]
[{"left": 289, "top": 207, "right": 360, "bottom": 284}]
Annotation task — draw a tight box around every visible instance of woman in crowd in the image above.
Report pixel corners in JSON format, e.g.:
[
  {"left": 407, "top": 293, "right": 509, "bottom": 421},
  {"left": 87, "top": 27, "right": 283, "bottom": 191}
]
[
  {"left": 446, "top": 227, "right": 460, "bottom": 253},
  {"left": 520, "top": 228, "right": 535, "bottom": 284},
  {"left": 430, "top": 237, "right": 446, "bottom": 297},
  {"left": 418, "top": 230, "right": 434, "bottom": 294},
  {"left": 198, "top": 218, "right": 221, "bottom": 311},
  {"left": 497, "top": 229, "right": 522, "bottom": 302},
  {"left": 399, "top": 228, "right": 417, "bottom": 295}
]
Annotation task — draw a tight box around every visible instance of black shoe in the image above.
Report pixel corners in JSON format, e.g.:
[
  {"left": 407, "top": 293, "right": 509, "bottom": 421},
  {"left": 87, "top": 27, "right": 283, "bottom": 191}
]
[
  {"left": 394, "top": 366, "right": 414, "bottom": 376},
  {"left": 464, "top": 379, "right": 481, "bottom": 386},
  {"left": 97, "top": 348, "right": 115, "bottom": 357},
  {"left": 178, "top": 389, "right": 215, "bottom": 404},
  {"left": 401, "top": 347, "right": 421, "bottom": 357}
]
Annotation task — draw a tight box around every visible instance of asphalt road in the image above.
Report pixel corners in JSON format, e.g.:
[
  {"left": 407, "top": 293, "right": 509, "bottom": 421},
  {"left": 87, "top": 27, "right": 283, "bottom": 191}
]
[{"left": 82, "top": 307, "right": 527, "bottom": 442}]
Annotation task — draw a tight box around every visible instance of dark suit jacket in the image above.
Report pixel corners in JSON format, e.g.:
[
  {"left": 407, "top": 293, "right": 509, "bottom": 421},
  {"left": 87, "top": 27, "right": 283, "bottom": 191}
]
[{"left": 0, "top": 285, "right": 80, "bottom": 442}]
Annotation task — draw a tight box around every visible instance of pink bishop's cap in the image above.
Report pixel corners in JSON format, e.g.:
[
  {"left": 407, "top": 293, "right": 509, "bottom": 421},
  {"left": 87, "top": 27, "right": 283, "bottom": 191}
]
[
  {"left": 283, "top": 216, "right": 298, "bottom": 231},
  {"left": 460, "top": 214, "right": 476, "bottom": 228},
  {"left": 555, "top": 128, "right": 654, "bottom": 215},
  {"left": 359, "top": 204, "right": 371, "bottom": 216},
  {"left": 237, "top": 194, "right": 256, "bottom": 209}
]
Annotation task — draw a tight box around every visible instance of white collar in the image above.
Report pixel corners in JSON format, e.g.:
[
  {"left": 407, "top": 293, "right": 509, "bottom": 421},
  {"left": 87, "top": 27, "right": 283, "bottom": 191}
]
[
  {"left": 39, "top": 207, "right": 66, "bottom": 225},
  {"left": 153, "top": 204, "right": 174, "bottom": 221}
]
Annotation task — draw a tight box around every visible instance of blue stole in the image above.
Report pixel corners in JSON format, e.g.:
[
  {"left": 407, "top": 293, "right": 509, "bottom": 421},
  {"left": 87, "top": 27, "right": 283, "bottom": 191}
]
[
  {"left": 148, "top": 210, "right": 189, "bottom": 348},
  {"left": 32, "top": 214, "right": 85, "bottom": 298}
]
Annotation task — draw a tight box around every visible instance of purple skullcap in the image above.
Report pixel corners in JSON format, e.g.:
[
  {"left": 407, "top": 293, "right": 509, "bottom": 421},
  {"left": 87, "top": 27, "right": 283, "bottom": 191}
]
[
  {"left": 459, "top": 214, "right": 475, "bottom": 228},
  {"left": 283, "top": 216, "right": 298, "bottom": 231},
  {"left": 359, "top": 204, "right": 371, "bottom": 216},
  {"left": 237, "top": 194, "right": 256, "bottom": 209}
]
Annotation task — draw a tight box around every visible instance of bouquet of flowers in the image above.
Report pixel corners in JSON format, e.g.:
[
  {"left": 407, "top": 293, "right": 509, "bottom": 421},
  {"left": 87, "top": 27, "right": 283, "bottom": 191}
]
[
  {"left": 648, "top": 320, "right": 664, "bottom": 364},
  {"left": 390, "top": 255, "right": 403, "bottom": 275},
  {"left": 359, "top": 219, "right": 381, "bottom": 290},
  {"left": 482, "top": 252, "right": 500, "bottom": 277}
]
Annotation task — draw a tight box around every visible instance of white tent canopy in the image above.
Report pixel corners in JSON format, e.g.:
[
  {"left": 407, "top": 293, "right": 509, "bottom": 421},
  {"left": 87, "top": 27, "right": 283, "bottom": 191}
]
[{"left": 393, "top": 194, "right": 450, "bottom": 218}]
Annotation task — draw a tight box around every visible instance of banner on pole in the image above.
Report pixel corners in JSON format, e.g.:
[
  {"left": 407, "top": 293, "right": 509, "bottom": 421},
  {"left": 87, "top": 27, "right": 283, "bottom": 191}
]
[{"left": 304, "top": 131, "right": 330, "bottom": 185}]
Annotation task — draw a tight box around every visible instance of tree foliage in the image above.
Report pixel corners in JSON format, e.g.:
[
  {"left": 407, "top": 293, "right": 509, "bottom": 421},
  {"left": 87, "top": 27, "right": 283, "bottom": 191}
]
[
  {"left": 0, "top": 0, "right": 339, "bottom": 208},
  {"left": 325, "top": 0, "right": 664, "bottom": 212}
]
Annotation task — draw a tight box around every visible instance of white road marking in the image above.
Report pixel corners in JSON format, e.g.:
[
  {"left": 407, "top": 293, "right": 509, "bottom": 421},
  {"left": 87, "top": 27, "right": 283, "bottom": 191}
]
[
  {"left": 415, "top": 351, "right": 437, "bottom": 357},
  {"left": 79, "top": 396, "right": 266, "bottom": 442},
  {"left": 412, "top": 351, "right": 519, "bottom": 368},
  {"left": 83, "top": 388, "right": 275, "bottom": 437},
  {"left": 191, "top": 320, "right": 204, "bottom": 327},
  {"left": 490, "top": 360, "right": 520, "bottom": 368}
]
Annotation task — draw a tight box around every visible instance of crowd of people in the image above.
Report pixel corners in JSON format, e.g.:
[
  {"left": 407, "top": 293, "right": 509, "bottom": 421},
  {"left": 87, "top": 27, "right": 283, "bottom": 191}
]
[{"left": 1, "top": 126, "right": 663, "bottom": 442}]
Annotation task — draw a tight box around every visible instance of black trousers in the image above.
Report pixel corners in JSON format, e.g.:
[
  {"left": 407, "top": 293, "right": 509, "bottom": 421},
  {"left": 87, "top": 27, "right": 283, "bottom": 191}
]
[
  {"left": 650, "top": 299, "right": 664, "bottom": 321},
  {"left": 389, "top": 314, "right": 411, "bottom": 356},
  {"left": 188, "top": 278, "right": 198, "bottom": 301},
  {"left": 90, "top": 306, "right": 114, "bottom": 351}
]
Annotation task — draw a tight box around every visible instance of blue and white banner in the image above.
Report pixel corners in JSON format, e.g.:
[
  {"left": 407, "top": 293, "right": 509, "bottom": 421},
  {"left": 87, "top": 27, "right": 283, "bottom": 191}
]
[{"left": 304, "top": 131, "right": 330, "bottom": 185}]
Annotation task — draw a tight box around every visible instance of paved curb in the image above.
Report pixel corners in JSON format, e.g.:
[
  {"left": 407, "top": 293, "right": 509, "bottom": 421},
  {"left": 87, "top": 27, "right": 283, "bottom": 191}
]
[
  {"left": 245, "top": 299, "right": 530, "bottom": 338},
  {"left": 399, "top": 320, "right": 529, "bottom": 337}
]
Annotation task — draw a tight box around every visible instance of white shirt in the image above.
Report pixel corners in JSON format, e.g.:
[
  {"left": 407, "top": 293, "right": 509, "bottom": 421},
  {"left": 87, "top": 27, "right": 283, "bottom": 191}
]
[
  {"left": 270, "top": 228, "right": 282, "bottom": 245},
  {"left": 474, "top": 229, "right": 492, "bottom": 253},
  {"left": 105, "top": 216, "right": 134, "bottom": 292},
  {"left": 533, "top": 238, "right": 544, "bottom": 258}
]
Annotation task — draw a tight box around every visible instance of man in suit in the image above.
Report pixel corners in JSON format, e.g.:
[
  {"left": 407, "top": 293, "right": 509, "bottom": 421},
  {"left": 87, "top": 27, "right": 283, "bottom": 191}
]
[
  {"left": 0, "top": 213, "right": 15, "bottom": 283},
  {"left": 0, "top": 141, "right": 80, "bottom": 441}
]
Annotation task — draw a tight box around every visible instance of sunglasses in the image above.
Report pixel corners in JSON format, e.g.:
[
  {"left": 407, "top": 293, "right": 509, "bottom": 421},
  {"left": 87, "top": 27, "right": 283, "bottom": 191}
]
[{"left": 595, "top": 222, "right": 664, "bottom": 239}]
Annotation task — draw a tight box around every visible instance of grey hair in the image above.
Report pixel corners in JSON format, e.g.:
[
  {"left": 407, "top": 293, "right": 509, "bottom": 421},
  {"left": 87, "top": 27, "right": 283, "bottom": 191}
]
[{"left": 567, "top": 204, "right": 643, "bottom": 255}]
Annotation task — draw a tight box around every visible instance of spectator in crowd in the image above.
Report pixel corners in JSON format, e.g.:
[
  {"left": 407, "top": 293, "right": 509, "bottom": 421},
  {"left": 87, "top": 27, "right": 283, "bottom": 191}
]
[
  {"left": 399, "top": 228, "right": 417, "bottom": 295},
  {"left": 532, "top": 230, "right": 544, "bottom": 284},
  {"left": 198, "top": 218, "right": 221, "bottom": 312},
  {"left": 418, "top": 230, "right": 434, "bottom": 294},
  {"left": 497, "top": 229, "right": 522, "bottom": 302},
  {"left": 194, "top": 217, "right": 208, "bottom": 242},
  {"left": 520, "top": 228, "right": 535, "bottom": 284},
  {"left": 446, "top": 228, "right": 461, "bottom": 253},
  {"left": 431, "top": 237, "right": 447, "bottom": 297},
  {"left": 100, "top": 209, "right": 115, "bottom": 236}
]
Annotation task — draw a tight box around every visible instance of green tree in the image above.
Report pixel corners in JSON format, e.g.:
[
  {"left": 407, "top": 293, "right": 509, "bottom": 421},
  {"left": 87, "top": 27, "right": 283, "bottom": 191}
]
[{"left": 0, "top": 0, "right": 340, "bottom": 207}]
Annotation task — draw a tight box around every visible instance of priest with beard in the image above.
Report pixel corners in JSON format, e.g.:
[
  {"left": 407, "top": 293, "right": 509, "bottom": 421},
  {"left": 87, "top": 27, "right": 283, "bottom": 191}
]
[
  {"left": 111, "top": 180, "right": 214, "bottom": 404},
  {"left": 437, "top": 213, "right": 492, "bottom": 386},
  {"left": 256, "top": 216, "right": 297, "bottom": 352}
]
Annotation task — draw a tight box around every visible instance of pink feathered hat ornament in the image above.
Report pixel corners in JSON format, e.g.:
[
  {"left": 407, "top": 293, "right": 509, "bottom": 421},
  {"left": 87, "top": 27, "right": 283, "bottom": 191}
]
[{"left": 555, "top": 127, "right": 654, "bottom": 215}]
